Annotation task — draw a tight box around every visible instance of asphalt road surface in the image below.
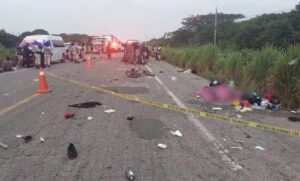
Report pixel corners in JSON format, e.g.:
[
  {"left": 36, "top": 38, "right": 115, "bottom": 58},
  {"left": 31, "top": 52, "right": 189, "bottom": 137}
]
[{"left": 0, "top": 53, "right": 300, "bottom": 181}]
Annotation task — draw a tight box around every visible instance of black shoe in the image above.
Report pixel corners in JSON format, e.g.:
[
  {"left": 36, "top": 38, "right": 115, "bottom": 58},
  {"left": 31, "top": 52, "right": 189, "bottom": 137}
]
[
  {"left": 24, "top": 135, "right": 32, "bottom": 143},
  {"left": 68, "top": 143, "right": 78, "bottom": 160}
]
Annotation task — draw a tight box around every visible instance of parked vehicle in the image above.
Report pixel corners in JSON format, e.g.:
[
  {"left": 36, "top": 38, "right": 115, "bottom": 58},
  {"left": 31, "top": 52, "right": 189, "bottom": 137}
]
[
  {"left": 122, "top": 40, "right": 150, "bottom": 64},
  {"left": 20, "top": 35, "right": 65, "bottom": 63},
  {"left": 102, "top": 35, "right": 122, "bottom": 52},
  {"left": 91, "top": 36, "right": 105, "bottom": 54}
]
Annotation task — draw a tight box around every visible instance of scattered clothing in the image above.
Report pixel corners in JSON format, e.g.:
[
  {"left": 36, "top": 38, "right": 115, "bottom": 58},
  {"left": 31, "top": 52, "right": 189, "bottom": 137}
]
[
  {"left": 68, "top": 101, "right": 102, "bottom": 108},
  {"left": 64, "top": 113, "right": 74, "bottom": 119},
  {"left": 288, "top": 117, "right": 300, "bottom": 122}
]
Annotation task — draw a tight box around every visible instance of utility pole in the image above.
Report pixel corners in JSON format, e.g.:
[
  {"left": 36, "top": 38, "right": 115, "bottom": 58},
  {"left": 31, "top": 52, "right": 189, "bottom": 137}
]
[{"left": 214, "top": 7, "right": 218, "bottom": 46}]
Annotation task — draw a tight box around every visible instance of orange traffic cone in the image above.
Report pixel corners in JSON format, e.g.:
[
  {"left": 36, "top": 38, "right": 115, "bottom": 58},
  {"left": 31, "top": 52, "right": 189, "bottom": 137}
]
[
  {"left": 87, "top": 59, "right": 92, "bottom": 68},
  {"left": 36, "top": 67, "right": 51, "bottom": 93}
]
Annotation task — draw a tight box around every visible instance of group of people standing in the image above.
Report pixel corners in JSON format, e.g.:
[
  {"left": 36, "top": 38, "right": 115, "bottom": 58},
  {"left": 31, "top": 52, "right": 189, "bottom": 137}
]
[
  {"left": 66, "top": 42, "right": 86, "bottom": 63},
  {"left": 1, "top": 41, "right": 52, "bottom": 73},
  {"left": 18, "top": 41, "right": 52, "bottom": 69},
  {"left": 89, "top": 41, "right": 112, "bottom": 60},
  {"left": 31, "top": 41, "right": 52, "bottom": 68}
]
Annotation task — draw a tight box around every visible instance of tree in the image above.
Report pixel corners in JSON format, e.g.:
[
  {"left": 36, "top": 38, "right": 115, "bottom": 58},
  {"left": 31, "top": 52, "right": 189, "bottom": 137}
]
[
  {"left": 150, "top": 2, "right": 300, "bottom": 49},
  {"left": 0, "top": 30, "right": 19, "bottom": 48},
  {"left": 19, "top": 29, "right": 49, "bottom": 40}
]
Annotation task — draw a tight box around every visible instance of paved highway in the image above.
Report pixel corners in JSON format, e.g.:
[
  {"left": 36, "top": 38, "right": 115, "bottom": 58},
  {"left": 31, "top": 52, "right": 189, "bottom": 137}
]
[{"left": 0, "top": 53, "right": 299, "bottom": 181}]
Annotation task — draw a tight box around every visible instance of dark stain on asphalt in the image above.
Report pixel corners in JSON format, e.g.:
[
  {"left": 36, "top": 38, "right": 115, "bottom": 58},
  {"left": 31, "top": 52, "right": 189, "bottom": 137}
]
[
  {"left": 127, "top": 116, "right": 136, "bottom": 121},
  {"left": 68, "top": 101, "right": 102, "bottom": 108},
  {"left": 106, "top": 86, "right": 149, "bottom": 94},
  {"left": 129, "top": 118, "right": 166, "bottom": 140}
]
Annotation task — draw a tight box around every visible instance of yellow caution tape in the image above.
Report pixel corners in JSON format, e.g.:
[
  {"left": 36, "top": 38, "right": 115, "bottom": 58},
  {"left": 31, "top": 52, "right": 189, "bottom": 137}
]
[{"left": 46, "top": 72, "right": 300, "bottom": 137}]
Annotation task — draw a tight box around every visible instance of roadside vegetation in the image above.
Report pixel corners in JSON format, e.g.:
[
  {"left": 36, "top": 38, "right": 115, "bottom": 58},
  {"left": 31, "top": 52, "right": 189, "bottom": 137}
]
[
  {"left": 0, "top": 43, "right": 15, "bottom": 65},
  {"left": 161, "top": 45, "right": 300, "bottom": 108},
  {"left": 149, "top": 3, "right": 300, "bottom": 108}
]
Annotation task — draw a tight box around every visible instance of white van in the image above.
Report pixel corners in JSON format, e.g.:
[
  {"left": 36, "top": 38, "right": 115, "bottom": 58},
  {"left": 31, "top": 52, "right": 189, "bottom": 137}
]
[{"left": 21, "top": 35, "right": 65, "bottom": 63}]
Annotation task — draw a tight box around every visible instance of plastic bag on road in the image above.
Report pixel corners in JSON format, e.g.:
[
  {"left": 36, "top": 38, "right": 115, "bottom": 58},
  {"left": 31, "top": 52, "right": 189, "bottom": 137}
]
[
  {"left": 170, "top": 130, "right": 183, "bottom": 137},
  {"left": 105, "top": 109, "right": 116, "bottom": 113},
  {"left": 0, "top": 142, "right": 8, "bottom": 149},
  {"left": 158, "top": 143, "right": 167, "bottom": 149}
]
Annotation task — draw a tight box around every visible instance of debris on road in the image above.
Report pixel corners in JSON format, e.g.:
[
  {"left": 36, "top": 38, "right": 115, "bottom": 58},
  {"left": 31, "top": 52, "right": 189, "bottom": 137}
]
[
  {"left": 16, "top": 135, "right": 24, "bottom": 138},
  {"left": 231, "top": 147, "right": 243, "bottom": 150},
  {"left": 40, "top": 137, "right": 45, "bottom": 143},
  {"left": 240, "top": 107, "right": 253, "bottom": 113},
  {"left": 246, "top": 134, "right": 251, "bottom": 138},
  {"left": 68, "top": 101, "right": 102, "bottom": 108},
  {"left": 209, "top": 80, "right": 220, "bottom": 87},
  {"left": 127, "top": 116, "right": 135, "bottom": 121},
  {"left": 126, "top": 68, "right": 155, "bottom": 78},
  {"left": 24, "top": 135, "right": 32, "bottom": 143},
  {"left": 171, "top": 76, "right": 177, "bottom": 81},
  {"left": 64, "top": 112, "right": 74, "bottom": 119},
  {"left": 232, "top": 100, "right": 240, "bottom": 107},
  {"left": 212, "top": 107, "right": 223, "bottom": 110},
  {"left": 158, "top": 143, "right": 167, "bottom": 149},
  {"left": 234, "top": 140, "right": 244, "bottom": 143},
  {"left": 159, "top": 71, "right": 164, "bottom": 73},
  {"left": 87, "top": 116, "right": 93, "bottom": 121},
  {"left": 252, "top": 103, "right": 266, "bottom": 110},
  {"left": 68, "top": 143, "right": 78, "bottom": 160},
  {"left": 125, "top": 168, "right": 135, "bottom": 181},
  {"left": 288, "top": 117, "right": 300, "bottom": 122},
  {"left": 41, "top": 112, "right": 45, "bottom": 115},
  {"left": 126, "top": 68, "right": 141, "bottom": 78},
  {"left": 235, "top": 106, "right": 243, "bottom": 111},
  {"left": 291, "top": 109, "right": 300, "bottom": 114},
  {"left": 142, "top": 70, "right": 155, "bottom": 76},
  {"left": 170, "top": 130, "right": 183, "bottom": 137},
  {"left": 0, "top": 142, "right": 8, "bottom": 149},
  {"left": 236, "top": 114, "right": 242, "bottom": 119},
  {"left": 184, "top": 69, "right": 191, "bottom": 73},
  {"left": 105, "top": 109, "right": 116, "bottom": 113},
  {"left": 255, "top": 146, "right": 265, "bottom": 151}
]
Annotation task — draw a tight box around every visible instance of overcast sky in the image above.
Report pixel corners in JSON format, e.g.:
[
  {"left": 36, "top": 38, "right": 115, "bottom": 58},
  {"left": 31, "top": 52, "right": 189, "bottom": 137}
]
[{"left": 0, "top": 0, "right": 299, "bottom": 41}]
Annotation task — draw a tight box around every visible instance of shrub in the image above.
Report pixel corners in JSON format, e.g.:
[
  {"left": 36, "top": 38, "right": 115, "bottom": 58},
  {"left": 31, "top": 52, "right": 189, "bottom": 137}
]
[
  {"left": 160, "top": 44, "right": 300, "bottom": 108},
  {"left": 268, "top": 45, "right": 300, "bottom": 108},
  {"left": 243, "top": 46, "right": 281, "bottom": 92},
  {"left": 0, "top": 43, "right": 15, "bottom": 65}
]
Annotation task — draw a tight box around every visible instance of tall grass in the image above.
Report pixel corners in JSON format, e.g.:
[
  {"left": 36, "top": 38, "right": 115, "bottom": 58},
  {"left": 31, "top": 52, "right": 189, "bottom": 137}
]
[
  {"left": 161, "top": 44, "right": 300, "bottom": 108},
  {"left": 0, "top": 43, "right": 15, "bottom": 65}
]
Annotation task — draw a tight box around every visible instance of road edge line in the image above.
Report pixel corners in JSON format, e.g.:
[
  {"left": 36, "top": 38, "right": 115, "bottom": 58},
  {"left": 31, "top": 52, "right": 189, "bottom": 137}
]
[{"left": 145, "top": 65, "right": 243, "bottom": 171}]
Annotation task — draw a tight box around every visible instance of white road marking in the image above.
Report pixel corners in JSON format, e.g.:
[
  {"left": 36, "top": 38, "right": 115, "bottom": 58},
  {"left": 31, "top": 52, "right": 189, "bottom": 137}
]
[{"left": 146, "top": 65, "right": 243, "bottom": 171}]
